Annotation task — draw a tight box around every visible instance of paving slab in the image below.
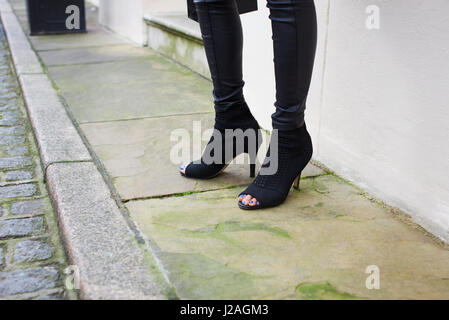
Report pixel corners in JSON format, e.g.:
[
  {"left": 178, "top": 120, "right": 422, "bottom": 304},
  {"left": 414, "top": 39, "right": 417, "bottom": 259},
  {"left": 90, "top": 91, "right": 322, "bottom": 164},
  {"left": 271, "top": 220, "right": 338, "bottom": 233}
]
[
  {"left": 28, "top": 28, "right": 125, "bottom": 51},
  {"left": 81, "top": 114, "right": 247, "bottom": 200},
  {"left": 30, "top": 25, "right": 121, "bottom": 48},
  {"left": 38, "top": 44, "right": 153, "bottom": 66},
  {"left": 81, "top": 114, "right": 325, "bottom": 200},
  {"left": 48, "top": 55, "right": 214, "bottom": 123},
  {"left": 127, "top": 174, "right": 449, "bottom": 300}
]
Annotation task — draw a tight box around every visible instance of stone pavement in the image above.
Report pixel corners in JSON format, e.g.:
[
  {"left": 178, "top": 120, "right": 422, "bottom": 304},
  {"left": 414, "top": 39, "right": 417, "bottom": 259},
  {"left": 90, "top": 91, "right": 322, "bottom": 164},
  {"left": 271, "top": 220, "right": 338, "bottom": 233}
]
[
  {"left": 0, "top": 19, "right": 72, "bottom": 300},
  {"left": 6, "top": 0, "right": 449, "bottom": 299}
]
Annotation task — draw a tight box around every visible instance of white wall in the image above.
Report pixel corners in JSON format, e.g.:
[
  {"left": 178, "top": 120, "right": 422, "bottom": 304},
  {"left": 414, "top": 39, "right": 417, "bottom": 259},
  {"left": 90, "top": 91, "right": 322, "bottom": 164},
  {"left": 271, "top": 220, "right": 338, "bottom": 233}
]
[
  {"left": 243, "top": 0, "right": 449, "bottom": 242},
  {"left": 98, "top": 0, "right": 144, "bottom": 44},
  {"left": 143, "top": 0, "right": 185, "bottom": 15},
  {"left": 97, "top": 0, "right": 186, "bottom": 44},
  {"left": 317, "top": 0, "right": 449, "bottom": 241}
]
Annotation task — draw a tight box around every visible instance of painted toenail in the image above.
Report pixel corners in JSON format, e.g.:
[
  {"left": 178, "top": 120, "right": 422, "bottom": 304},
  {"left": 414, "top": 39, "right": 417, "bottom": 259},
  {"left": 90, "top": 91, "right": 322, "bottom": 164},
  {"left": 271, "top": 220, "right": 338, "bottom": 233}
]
[
  {"left": 242, "top": 200, "right": 247, "bottom": 204},
  {"left": 256, "top": 201, "right": 260, "bottom": 205},
  {"left": 179, "top": 165, "right": 185, "bottom": 170}
]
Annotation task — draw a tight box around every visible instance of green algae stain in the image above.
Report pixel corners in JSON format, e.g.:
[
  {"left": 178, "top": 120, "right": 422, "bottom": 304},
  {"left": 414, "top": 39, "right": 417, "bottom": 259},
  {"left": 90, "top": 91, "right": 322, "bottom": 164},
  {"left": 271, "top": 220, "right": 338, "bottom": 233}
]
[
  {"left": 191, "top": 221, "right": 290, "bottom": 239},
  {"left": 160, "top": 252, "right": 260, "bottom": 299},
  {"left": 178, "top": 221, "right": 290, "bottom": 247},
  {"left": 327, "top": 211, "right": 344, "bottom": 218},
  {"left": 295, "top": 282, "right": 358, "bottom": 300},
  {"left": 172, "top": 190, "right": 199, "bottom": 197},
  {"left": 139, "top": 244, "right": 179, "bottom": 300},
  {"left": 313, "top": 180, "right": 330, "bottom": 194}
]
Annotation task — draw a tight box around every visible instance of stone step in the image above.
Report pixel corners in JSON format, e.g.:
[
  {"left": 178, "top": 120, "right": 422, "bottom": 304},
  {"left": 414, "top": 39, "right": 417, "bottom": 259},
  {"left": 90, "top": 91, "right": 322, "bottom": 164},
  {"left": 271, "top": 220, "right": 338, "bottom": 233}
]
[{"left": 144, "top": 13, "right": 210, "bottom": 79}]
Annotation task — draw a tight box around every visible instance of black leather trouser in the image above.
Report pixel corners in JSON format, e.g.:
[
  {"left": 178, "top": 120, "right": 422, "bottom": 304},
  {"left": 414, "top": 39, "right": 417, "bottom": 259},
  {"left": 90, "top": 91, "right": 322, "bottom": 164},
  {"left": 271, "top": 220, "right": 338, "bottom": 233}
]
[{"left": 194, "top": 0, "right": 317, "bottom": 130}]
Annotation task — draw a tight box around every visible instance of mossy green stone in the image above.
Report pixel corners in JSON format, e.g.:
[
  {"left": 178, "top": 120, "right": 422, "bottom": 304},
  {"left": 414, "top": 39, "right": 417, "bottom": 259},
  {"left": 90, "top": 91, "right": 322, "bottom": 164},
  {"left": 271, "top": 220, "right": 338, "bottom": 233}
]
[
  {"left": 295, "top": 282, "right": 358, "bottom": 300},
  {"left": 128, "top": 176, "right": 449, "bottom": 299}
]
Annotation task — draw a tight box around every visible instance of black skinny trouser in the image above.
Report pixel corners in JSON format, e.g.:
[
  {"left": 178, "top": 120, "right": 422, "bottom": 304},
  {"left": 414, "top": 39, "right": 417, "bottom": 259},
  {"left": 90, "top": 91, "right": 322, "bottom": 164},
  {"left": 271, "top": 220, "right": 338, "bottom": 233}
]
[{"left": 194, "top": 0, "right": 317, "bottom": 130}]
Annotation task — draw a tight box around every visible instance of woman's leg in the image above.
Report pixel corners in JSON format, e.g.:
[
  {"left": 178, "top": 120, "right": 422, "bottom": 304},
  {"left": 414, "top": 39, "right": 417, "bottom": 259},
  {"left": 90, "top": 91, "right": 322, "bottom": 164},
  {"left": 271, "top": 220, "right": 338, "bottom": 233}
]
[
  {"left": 239, "top": 0, "right": 317, "bottom": 208},
  {"left": 180, "top": 0, "right": 259, "bottom": 178},
  {"left": 194, "top": 0, "right": 254, "bottom": 128},
  {"left": 269, "top": 0, "right": 317, "bottom": 130}
]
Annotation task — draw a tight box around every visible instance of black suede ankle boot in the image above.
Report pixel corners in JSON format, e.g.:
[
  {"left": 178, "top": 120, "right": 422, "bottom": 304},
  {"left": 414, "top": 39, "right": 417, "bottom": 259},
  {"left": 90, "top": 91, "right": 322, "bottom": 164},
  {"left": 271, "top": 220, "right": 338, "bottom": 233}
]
[{"left": 180, "top": 116, "right": 261, "bottom": 179}]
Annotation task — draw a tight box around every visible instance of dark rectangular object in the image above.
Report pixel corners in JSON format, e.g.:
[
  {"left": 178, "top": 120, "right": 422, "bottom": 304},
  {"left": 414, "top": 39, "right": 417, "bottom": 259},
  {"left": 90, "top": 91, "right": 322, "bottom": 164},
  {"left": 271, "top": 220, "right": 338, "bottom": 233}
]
[
  {"left": 187, "top": 0, "right": 258, "bottom": 22},
  {"left": 26, "top": 0, "right": 86, "bottom": 35}
]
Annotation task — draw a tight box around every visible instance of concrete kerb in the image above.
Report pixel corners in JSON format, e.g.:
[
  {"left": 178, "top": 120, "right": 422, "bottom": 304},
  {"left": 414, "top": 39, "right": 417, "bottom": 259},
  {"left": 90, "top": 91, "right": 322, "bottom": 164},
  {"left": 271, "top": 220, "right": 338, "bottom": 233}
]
[
  {"left": 46, "top": 162, "right": 168, "bottom": 300},
  {"left": 0, "top": 0, "right": 170, "bottom": 299},
  {"left": 18, "top": 73, "right": 92, "bottom": 169},
  {"left": 0, "top": 11, "right": 42, "bottom": 74}
]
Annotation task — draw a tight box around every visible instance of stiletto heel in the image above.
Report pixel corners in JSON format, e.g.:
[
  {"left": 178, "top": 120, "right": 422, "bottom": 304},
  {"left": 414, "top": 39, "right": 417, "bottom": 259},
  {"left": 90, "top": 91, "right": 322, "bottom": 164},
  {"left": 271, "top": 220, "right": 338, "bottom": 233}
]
[
  {"left": 250, "top": 163, "right": 256, "bottom": 178},
  {"left": 293, "top": 174, "right": 301, "bottom": 190},
  {"left": 249, "top": 144, "right": 258, "bottom": 178}
]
